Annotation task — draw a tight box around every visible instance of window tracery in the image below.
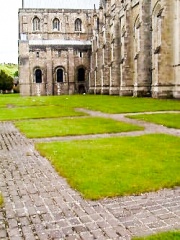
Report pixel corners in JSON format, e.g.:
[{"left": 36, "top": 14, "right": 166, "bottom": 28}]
[
  {"left": 152, "top": 4, "right": 163, "bottom": 54},
  {"left": 33, "top": 17, "right": 40, "bottom": 31},
  {"left": 134, "top": 16, "right": 140, "bottom": 58},
  {"left": 53, "top": 18, "right": 60, "bottom": 31},
  {"left": 75, "top": 18, "right": 82, "bottom": 31}
]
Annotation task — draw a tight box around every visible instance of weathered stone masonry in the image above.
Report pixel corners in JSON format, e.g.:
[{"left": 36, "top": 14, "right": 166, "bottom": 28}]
[
  {"left": 90, "top": 0, "right": 180, "bottom": 98},
  {"left": 18, "top": 8, "right": 93, "bottom": 96},
  {"left": 18, "top": 0, "right": 180, "bottom": 98}
]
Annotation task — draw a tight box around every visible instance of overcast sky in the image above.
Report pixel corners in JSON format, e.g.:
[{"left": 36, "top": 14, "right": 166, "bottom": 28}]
[
  {"left": 0, "top": 0, "right": 22, "bottom": 64},
  {"left": 0, "top": 0, "right": 99, "bottom": 64}
]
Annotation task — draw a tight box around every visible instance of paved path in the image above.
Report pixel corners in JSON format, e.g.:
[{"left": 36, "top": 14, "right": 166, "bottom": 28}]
[{"left": 0, "top": 110, "right": 180, "bottom": 240}]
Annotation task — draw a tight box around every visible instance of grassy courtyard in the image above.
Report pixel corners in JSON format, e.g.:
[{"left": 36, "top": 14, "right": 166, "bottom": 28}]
[
  {"left": 36, "top": 134, "right": 180, "bottom": 199},
  {"left": 0, "top": 94, "right": 180, "bottom": 200},
  {"left": 128, "top": 113, "right": 180, "bottom": 129},
  {"left": 15, "top": 117, "right": 143, "bottom": 138},
  {"left": 0, "top": 94, "right": 180, "bottom": 117}
]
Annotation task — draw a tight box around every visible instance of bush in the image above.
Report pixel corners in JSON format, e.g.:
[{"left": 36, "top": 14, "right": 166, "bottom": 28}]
[
  {"left": 0, "top": 70, "right": 14, "bottom": 92},
  {"left": 14, "top": 70, "right": 19, "bottom": 77}
]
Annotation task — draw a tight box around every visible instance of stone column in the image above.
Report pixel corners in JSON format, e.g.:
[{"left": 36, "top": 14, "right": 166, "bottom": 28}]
[
  {"left": 152, "top": 0, "right": 174, "bottom": 98},
  {"left": 134, "top": 0, "right": 152, "bottom": 97},
  {"left": 19, "top": 41, "right": 30, "bottom": 96},
  {"left": 173, "top": 0, "right": 180, "bottom": 98},
  {"left": 102, "top": 14, "right": 111, "bottom": 95},
  {"left": 109, "top": 16, "right": 120, "bottom": 95},
  {"left": 119, "top": 6, "right": 134, "bottom": 96},
  {"left": 68, "top": 48, "right": 75, "bottom": 94},
  {"left": 46, "top": 47, "right": 53, "bottom": 95}
]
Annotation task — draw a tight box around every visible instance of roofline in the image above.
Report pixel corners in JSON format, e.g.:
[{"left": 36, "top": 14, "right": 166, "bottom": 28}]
[{"left": 28, "top": 39, "right": 92, "bottom": 47}]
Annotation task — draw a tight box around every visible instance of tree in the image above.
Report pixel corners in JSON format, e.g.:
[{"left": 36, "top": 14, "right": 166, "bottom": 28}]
[
  {"left": 0, "top": 70, "right": 14, "bottom": 93},
  {"left": 14, "top": 70, "right": 19, "bottom": 77}
]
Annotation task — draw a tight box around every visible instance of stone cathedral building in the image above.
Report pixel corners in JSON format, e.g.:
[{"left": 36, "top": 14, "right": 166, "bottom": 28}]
[
  {"left": 18, "top": 1, "right": 96, "bottom": 96},
  {"left": 18, "top": 0, "right": 180, "bottom": 98}
]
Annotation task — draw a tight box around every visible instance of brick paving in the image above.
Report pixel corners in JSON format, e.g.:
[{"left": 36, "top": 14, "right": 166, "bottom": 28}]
[{"left": 0, "top": 111, "right": 180, "bottom": 240}]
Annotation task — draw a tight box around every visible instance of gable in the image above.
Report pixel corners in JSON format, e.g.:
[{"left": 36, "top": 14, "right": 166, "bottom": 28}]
[{"left": 23, "top": 0, "right": 100, "bottom": 9}]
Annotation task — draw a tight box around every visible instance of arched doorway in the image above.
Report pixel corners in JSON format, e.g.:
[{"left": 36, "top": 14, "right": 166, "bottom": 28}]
[
  {"left": 77, "top": 67, "right": 86, "bottom": 93},
  {"left": 35, "top": 69, "right": 42, "bottom": 83}
]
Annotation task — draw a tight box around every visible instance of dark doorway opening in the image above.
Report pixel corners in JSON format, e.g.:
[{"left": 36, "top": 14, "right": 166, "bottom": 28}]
[
  {"left": 78, "top": 84, "right": 86, "bottom": 94},
  {"left": 35, "top": 69, "right": 42, "bottom": 83},
  {"left": 78, "top": 68, "right": 85, "bottom": 82},
  {"left": 57, "top": 69, "right": 63, "bottom": 83}
]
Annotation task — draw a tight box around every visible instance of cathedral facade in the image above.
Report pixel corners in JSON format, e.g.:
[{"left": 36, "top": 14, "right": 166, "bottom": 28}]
[
  {"left": 18, "top": 7, "right": 94, "bottom": 96},
  {"left": 18, "top": 0, "right": 180, "bottom": 98},
  {"left": 90, "top": 0, "right": 180, "bottom": 98}
]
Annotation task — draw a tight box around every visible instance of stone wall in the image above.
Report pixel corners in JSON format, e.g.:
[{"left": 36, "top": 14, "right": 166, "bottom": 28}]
[
  {"left": 90, "top": 0, "right": 180, "bottom": 98},
  {"left": 19, "top": 1, "right": 180, "bottom": 98},
  {"left": 19, "top": 8, "right": 93, "bottom": 96}
]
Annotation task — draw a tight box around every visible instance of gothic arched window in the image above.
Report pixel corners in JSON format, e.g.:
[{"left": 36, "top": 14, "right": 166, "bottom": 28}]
[
  {"left": 75, "top": 18, "right": 82, "bottom": 31},
  {"left": 120, "top": 25, "right": 126, "bottom": 63},
  {"left": 134, "top": 16, "right": 141, "bottom": 55},
  {"left": 53, "top": 18, "right": 60, "bottom": 31},
  {"left": 152, "top": 4, "right": 163, "bottom": 54},
  {"left": 33, "top": 17, "right": 40, "bottom": 31}
]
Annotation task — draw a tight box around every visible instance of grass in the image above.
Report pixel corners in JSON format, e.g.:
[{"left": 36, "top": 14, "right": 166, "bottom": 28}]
[
  {"left": 0, "top": 194, "right": 4, "bottom": 207},
  {"left": 36, "top": 134, "right": 180, "bottom": 200},
  {"left": 0, "top": 94, "right": 180, "bottom": 115},
  {"left": 128, "top": 113, "right": 180, "bottom": 129},
  {"left": 1, "top": 94, "right": 180, "bottom": 200},
  {"left": 15, "top": 117, "right": 143, "bottom": 138},
  {"left": 133, "top": 230, "right": 180, "bottom": 239},
  {"left": 0, "top": 105, "right": 85, "bottom": 121}
]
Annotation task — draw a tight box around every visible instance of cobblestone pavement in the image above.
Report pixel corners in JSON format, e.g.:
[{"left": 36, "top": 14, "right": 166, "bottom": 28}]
[{"left": 0, "top": 111, "right": 180, "bottom": 240}]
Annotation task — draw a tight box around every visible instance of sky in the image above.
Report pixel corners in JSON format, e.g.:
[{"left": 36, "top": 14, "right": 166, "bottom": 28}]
[
  {"left": 24, "top": 0, "right": 100, "bottom": 9},
  {"left": 0, "top": 0, "right": 99, "bottom": 64},
  {"left": 0, "top": 0, "right": 22, "bottom": 64}
]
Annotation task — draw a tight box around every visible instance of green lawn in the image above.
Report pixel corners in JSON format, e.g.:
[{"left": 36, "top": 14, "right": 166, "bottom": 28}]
[
  {"left": 1, "top": 94, "right": 180, "bottom": 200},
  {"left": 133, "top": 231, "right": 180, "bottom": 240},
  {"left": 0, "top": 94, "right": 180, "bottom": 115},
  {"left": 0, "top": 105, "right": 85, "bottom": 121},
  {"left": 15, "top": 117, "right": 143, "bottom": 138},
  {"left": 128, "top": 113, "right": 180, "bottom": 129},
  {"left": 36, "top": 134, "right": 180, "bottom": 200}
]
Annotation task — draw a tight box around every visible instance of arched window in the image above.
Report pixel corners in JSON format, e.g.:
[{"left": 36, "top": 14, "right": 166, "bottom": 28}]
[
  {"left": 56, "top": 69, "right": 64, "bottom": 83},
  {"left": 53, "top": 18, "right": 60, "bottom": 31},
  {"left": 33, "top": 17, "right": 40, "bottom": 31},
  {"left": 152, "top": 4, "right": 163, "bottom": 54},
  {"left": 78, "top": 68, "right": 85, "bottom": 82},
  {"left": 75, "top": 18, "right": 82, "bottom": 31},
  {"left": 97, "top": 17, "right": 100, "bottom": 31},
  {"left": 134, "top": 16, "right": 140, "bottom": 55},
  {"left": 120, "top": 25, "right": 126, "bottom": 63},
  {"left": 35, "top": 69, "right": 42, "bottom": 83}
]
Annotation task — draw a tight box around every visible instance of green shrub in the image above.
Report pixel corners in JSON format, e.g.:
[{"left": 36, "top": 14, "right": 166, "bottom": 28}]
[{"left": 0, "top": 70, "right": 13, "bottom": 92}]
